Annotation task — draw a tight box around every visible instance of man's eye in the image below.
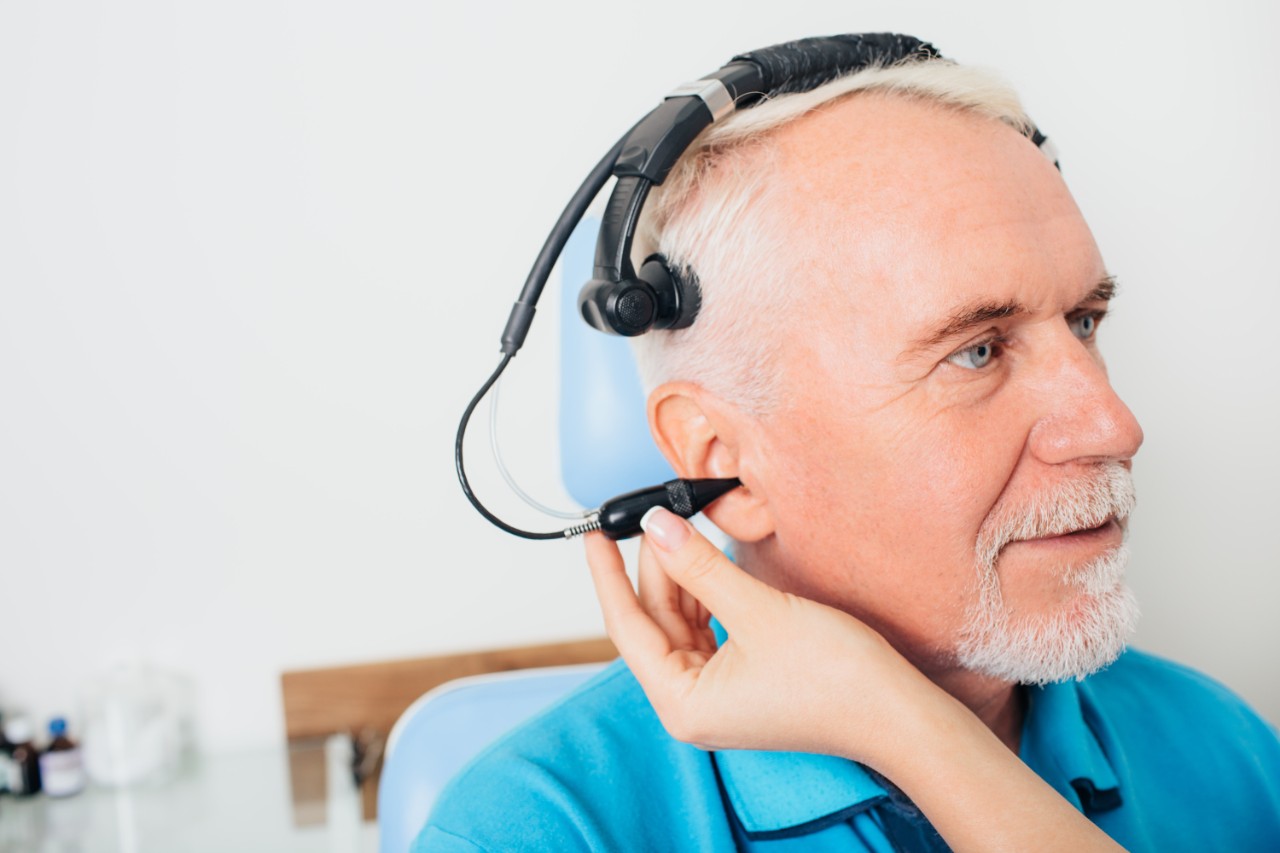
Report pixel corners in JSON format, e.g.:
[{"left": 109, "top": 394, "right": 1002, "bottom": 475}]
[
  {"left": 1068, "top": 311, "right": 1104, "bottom": 341},
  {"left": 946, "top": 337, "right": 1003, "bottom": 370}
]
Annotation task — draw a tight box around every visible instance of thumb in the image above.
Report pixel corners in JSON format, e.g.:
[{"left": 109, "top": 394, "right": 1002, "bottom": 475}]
[{"left": 639, "top": 507, "right": 779, "bottom": 638}]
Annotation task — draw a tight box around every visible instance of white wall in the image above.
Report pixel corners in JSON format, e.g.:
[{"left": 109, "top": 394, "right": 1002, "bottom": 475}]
[{"left": 1, "top": 0, "right": 1276, "bottom": 754}]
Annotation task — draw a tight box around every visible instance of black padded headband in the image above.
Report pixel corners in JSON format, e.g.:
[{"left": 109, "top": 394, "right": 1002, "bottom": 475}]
[
  {"left": 577, "top": 34, "right": 968, "bottom": 338},
  {"left": 734, "top": 33, "right": 940, "bottom": 97},
  {"left": 503, "top": 33, "right": 1057, "bottom": 351}
]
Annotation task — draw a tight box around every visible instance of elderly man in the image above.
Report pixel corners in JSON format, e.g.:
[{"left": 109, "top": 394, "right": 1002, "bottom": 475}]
[{"left": 422, "top": 40, "right": 1280, "bottom": 851}]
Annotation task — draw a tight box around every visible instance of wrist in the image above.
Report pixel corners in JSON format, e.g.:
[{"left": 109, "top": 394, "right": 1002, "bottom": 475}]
[
  {"left": 828, "top": 659, "right": 975, "bottom": 776},
  {"left": 863, "top": 685, "right": 1018, "bottom": 811}
]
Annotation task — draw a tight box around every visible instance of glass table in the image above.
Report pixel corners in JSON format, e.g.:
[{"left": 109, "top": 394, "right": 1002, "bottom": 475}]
[{"left": 0, "top": 743, "right": 379, "bottom": 853}]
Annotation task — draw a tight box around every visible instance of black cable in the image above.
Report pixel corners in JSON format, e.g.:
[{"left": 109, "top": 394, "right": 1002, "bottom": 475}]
[
  {"left": 455, "top": 353, "right": 566, "bottom": 540},
  {"left": 458, "top": 131, "right": 631, "bottom": 539},
  {"left": 518, "top": 135, "right": 626, "bottom": 308},
  {"left": 456, "top": 126, "right": 744, "bottom": 541},
  {"left": 500, "top": 134, "right": 630, "bottom": 355}
]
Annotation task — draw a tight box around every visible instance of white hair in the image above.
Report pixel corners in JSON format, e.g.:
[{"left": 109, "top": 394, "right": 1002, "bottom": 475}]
[{"left": 629, "top": 59, "right": 1035, "bottom": 414}]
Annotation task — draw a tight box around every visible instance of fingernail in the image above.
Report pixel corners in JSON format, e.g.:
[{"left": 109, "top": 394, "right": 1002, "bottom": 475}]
[{"left": 640, "top": 507, "right": 690, "bottom": 552}]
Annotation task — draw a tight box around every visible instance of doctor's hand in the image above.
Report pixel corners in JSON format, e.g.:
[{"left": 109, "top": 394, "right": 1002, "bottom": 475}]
[
  {"left": 583, "top": 508, "right": 1127, "bottom": 853},
  {"left": 583, "top": 507, "right": 946, "bottom": 769}
]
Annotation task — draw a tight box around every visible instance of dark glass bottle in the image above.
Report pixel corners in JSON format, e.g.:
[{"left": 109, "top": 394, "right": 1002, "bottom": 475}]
[
  {"left": 3, "top": 717, "right": 42, "bottom": 796},
  {"left": 0, "top": 711, "right": 11, "bottom": 795}
]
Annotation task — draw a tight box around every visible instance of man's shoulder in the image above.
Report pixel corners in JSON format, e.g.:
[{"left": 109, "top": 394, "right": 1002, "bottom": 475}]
[
  {"left": 415, "top": 660, "right": 729, "bottom": 852},
  {"left": 1076, "top": 648, "right": 1280, "bottom": 847},
  {"left": 1084, "top": 647, "right": 1280, "bottom": 769},
  {"left": 428, "top": 658, "right": 667, "bottom": 799},
  {"left": 1087, "top": 646, "right": 1273, "bottom": 727},
  {"left": 445, "top": 659, "right": 657, "bottom": 767}
]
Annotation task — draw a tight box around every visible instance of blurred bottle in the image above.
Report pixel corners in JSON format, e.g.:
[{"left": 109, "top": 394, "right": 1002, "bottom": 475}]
[
  {"left": 39, "top": 717, "right": 86, "bottom": 797},
  {"left": 0, "top": 709, "right": 12, "bottom": 795},
  {"left": 80, "top": 662, "right": 195, "bottom": 786},
  {"left": 3, "top": 717, "right": 42, "bottom": 796}
]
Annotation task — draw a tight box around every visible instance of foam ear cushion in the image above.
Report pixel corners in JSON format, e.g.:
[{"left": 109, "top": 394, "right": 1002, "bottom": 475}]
[{"left": 640, "top": 254, "right": 700, "bottom": 331}]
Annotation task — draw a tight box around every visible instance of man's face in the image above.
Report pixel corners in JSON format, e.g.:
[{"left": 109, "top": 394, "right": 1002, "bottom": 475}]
[{"left": 740, "top": 94, "right": 1144, "bottom": 681}]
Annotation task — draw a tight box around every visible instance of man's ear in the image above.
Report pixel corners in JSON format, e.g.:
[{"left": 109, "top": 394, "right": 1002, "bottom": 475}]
[{"left": 648, "top": 382, "right": 774, "bottom": 543}]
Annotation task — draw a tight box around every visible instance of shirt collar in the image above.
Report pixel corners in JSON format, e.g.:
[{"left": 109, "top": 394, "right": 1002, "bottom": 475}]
[
  {"left": 711, "top": 676, "right": 1123, "bottom": 840},
  {"left": 1019, "top": 678, "right": 1123, "bottom": 812},
  {"left": 709, "top": 614, "right": 890, "bottom": 839},
  {"left": 712, "top": 748, "right": 888, "bottom": 840}
]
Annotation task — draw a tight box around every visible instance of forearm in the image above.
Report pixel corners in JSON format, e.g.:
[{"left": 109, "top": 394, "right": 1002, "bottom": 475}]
[{"left": 863, "top": 692, "right": 1125, "bottom": 853}]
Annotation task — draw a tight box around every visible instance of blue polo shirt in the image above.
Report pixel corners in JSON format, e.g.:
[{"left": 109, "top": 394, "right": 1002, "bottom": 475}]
[{"left": 416, "top": 649, "right": 1280, "bottom": 851}]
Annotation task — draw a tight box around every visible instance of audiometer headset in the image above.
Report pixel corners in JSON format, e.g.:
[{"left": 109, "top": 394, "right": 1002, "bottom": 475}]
[{"left": 455, "top": 32, "right": 1060, "bottom": 541}]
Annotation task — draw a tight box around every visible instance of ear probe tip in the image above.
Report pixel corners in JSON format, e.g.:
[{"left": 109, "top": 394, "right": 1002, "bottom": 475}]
[{"left": 576, "top": 477, "right": 741, "bottom": 541}]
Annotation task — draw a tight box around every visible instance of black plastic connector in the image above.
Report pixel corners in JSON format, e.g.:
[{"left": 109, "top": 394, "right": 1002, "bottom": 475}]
[
  {"left": 500, "top": 301, "right": 537, "bottom": 355},
  {"left": 596, "top": 477, "right": 742, "bottom": 540}
]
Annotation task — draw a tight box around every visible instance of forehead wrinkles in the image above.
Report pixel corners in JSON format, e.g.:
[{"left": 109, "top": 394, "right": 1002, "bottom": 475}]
[{"left": 765, "top": 96, "right": 1093, "bottom": 360}]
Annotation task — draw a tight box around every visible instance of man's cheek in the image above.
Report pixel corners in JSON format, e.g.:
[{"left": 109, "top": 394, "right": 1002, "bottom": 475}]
[{"left": 917, "top": 413, "right": 1017, "bottom": 497}]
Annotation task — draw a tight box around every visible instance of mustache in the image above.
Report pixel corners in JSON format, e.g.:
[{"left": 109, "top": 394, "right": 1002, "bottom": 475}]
[{"left": 976, "top": 463, "right": 1136, "bottom": 569}]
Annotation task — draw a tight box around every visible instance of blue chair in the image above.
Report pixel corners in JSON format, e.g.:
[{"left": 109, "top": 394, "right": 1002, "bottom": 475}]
[
  {"left": 377, "top": 664, "right": 608, "bottom": 853},
  {"left": 378, "top": 218, "right": 669, "bottom": 852}
]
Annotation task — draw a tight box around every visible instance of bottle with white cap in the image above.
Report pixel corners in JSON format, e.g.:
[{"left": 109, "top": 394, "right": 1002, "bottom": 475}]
[
  {"left": 3, "top": 717, "right": 42, "bottom": 796},
  {"left": 39, "top": 717, "right": 86, "bottom": 797}
]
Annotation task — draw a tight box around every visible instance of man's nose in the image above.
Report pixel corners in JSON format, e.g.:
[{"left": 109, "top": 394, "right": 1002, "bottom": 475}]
[{"left": 1026, "top": 332, "right": 1145, "bottom": 466}]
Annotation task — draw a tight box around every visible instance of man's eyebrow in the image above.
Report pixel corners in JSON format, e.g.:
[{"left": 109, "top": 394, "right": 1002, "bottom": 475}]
[
  {"left": 1084, "top": 274, "right": 1119, "bottom": 305},
  {"left": 902, "top": 299, "right": 1027, "bottom": 359},
  {"left": 900, "top": 275, "right": 1120, "bottom": 361}
]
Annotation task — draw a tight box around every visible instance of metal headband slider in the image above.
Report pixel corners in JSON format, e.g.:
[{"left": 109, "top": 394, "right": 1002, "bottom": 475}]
[{"left": 665, "top": 78, "right": 735, "bottom": 123}]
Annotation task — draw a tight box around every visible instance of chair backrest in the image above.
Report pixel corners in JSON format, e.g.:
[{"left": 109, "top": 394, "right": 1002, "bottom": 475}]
[{"left": 377, "top": 663, "right": 607, "bottom": 853}]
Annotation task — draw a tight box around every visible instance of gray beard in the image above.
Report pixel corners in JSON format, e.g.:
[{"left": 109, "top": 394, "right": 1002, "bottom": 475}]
[
  {"left": 956, "top": 462, "right": 1140, "bottom": 685},
  {"left": 956, "top": 544, "right": 1139, "bottom": 685}
]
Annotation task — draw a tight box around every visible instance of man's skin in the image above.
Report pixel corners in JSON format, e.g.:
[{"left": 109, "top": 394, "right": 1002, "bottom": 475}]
[{"left": 635, "top": 91, "right": 1144, "bottom": 752}]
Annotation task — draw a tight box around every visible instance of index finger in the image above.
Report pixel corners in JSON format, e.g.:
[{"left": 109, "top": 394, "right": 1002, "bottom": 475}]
[
  {"left": 638, "top": 508, "right": 781, "bottom": 638},
  {"left": 582, "top": 531, "right": 673, "bottom": 677}
]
